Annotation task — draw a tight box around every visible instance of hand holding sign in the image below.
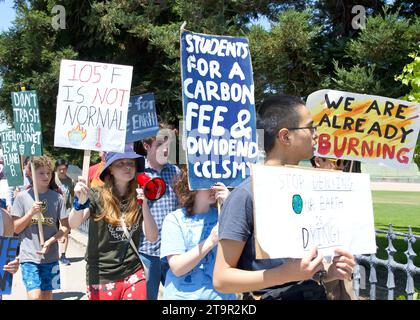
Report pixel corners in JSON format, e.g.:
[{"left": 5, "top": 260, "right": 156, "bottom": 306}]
[
  {"left": 74, "top": 177, "right": 90, "bottom": 206},
  {"left": 2, "top": 257, "right": 19, "bottom": 274},
  {"left": 36, "top": 240, "right": 52, "bottom": 256},
  {"left": 327, "top": 248, "right": 356, "bottom": 281},
  {"left": 281, "top": 246, "right": 325, "bottom": 282},
  {"left": 211, "top": 182, "right": 230, "bottom": 204},
  {"left": 0, "top": 236, "right": 19, "bottom": 295},
  {"left": 29, "top": 201, "right": 43, "bottom": 217}
]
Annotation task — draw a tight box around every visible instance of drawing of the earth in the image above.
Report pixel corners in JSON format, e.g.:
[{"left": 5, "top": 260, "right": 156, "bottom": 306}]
[
  {"left": 68, "top": 131, "right": 83, "bottom": 146},
  {"left": 292, "top": 194, "right": 303, "bottom": 214}
]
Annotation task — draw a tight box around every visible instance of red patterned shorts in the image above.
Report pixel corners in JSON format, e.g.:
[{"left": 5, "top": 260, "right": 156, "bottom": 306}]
[{"left": 87, "top": 268, "right": 146, "bottom": 300}]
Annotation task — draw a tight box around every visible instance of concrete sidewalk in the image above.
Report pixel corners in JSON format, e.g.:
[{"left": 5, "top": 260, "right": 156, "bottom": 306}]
[
  {"left": 370, "top": 181, "right": 420, "bottom": 192},
  {"left": 3, "top": 230, "right": 88, "bottom": 300}
]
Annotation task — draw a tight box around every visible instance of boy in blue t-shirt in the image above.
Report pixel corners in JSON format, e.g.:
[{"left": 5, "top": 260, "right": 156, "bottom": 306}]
[{"left": 214, "top": 95, "right": 356, "bottom": 300}]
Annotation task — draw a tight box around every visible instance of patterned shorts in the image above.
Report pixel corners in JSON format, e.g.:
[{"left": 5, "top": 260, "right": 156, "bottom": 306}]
[
  {"left": 87, "top": 268, "right": 147, "bottom": 300},
  {"left": 21, "top": 262, "right": 61, "bottom": 292}
]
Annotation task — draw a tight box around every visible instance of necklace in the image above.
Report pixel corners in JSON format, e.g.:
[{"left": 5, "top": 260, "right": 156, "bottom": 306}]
[{"left": 120, "top": 198, "right": 130, "bottom": 213}]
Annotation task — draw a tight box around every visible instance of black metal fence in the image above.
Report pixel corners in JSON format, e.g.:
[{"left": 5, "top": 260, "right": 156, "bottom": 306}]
[{"left": 353, "top": 225, "right": 420, "bottom": 300}]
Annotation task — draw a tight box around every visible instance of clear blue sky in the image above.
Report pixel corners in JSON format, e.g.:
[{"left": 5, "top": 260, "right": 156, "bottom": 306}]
[{"left": 0, "top": 0, "right": 16, "bottom": 33}]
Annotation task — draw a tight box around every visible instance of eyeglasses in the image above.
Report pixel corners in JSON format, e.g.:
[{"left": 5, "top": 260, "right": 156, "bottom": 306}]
[
  {"left": 288, "top": 125, "right": 318, "bottom": 134},
  {"left": 112, "top": 160, "right": 136, "bottom": 169}
]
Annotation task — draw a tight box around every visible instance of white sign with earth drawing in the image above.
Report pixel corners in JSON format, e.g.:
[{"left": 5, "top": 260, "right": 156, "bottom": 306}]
[{"left": 252, "top": 164, "right": 377, "bottom": 259}]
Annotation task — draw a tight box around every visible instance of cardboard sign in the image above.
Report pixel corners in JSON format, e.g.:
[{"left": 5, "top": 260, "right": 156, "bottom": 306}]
[
  {"left": 0, "top": 130, "right": 24, "bottom": 187},
  {"left": 54, "top": 59, "right": 133, "bottom": 153},
  {"left": 126, "top": 93, "right": 159, "bottom": 143},
  {"left": 11, "top": 90, "right": 43, "bottom": 156},
  {"left": 307, "top": 89, "right": 420, "bottom": 168},
  {"left": 181, "top": 30, "right": 257, "bottom": 189},
  {"left": 252, "top": 165, "right": 377, "bottom": 259},
  {"left": 0, "top": 236, "right": 19, "bottom": 295}
]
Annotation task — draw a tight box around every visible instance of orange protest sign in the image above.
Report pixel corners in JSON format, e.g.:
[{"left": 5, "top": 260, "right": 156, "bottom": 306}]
[{"left": 307, "top": 89, "right": 420, "bottom": 168}]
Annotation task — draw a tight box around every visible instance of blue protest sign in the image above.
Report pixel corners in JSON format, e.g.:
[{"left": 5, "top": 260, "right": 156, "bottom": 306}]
[
  {"left": 0, "top": 236, "right": 19, "bottom": 295},
  {"left": 181, "top": 30, "right": 257, "bottom": 189},
  {"left": 126, "top": 93, "right": 159, "bottom": 143}
]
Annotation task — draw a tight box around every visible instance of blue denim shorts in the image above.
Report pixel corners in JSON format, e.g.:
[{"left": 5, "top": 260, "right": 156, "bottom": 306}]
[{"left": 21, "top": 262, "right": 61, "bottom": 292}]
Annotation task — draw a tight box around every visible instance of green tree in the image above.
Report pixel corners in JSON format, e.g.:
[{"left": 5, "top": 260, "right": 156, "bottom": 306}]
[
  {"left": 395, "top": 49, "right": 420, "bottom": 102},
  {"left": 395, "top": 48, "right": 420, "bottom": 170},
  {"left": 1, "top": 1, "right": 419, "bottom": 165},
  {"left": 325, "top": 9, "right": 420, "bottom": 97},
  {"left": 248, "top": 10, "right": 321, "bottom": 101}
]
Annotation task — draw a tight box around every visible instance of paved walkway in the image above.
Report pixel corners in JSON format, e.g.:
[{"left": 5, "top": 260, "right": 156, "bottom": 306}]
[{"left": 370, "top": 181, "right": 420, "bottom": 192}]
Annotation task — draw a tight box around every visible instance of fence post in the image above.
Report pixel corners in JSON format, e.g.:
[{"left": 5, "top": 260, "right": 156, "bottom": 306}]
[
  {"left": 404, "top": 226, "right": 417, "bottom": 300},
  {"left": 369, "top": 254, "right": 377, "bottom": 300},
  {"left": 386, "top": 224, "right": 397, "bottom": 300},
  {"left": 353, "top": 256, "right": 361, "bottom": 299}
]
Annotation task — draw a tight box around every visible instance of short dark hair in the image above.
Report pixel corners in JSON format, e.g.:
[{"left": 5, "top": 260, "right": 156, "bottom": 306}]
[
  {"left": 55, "top": 159, "right": 69, "bottom": 170},
  {"left": 134, "top": 123, "right": 175, "bottom": 156},
  {"left": 310, "top": 156, "right": 316, "bottom": 167},
  {"left": 257, "top": 95, "right": 306, "bottom": 154}
]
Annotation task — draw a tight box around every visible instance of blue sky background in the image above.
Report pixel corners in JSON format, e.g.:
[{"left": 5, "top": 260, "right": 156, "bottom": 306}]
[
  {"left": 0, "top": 0, "right": 15, "bottom": 130},
  {"left": 0, "top": 0, "right": 16, "bottom": 33}
]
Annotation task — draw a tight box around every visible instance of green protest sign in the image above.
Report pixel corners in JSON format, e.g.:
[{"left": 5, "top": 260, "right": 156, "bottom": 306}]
[
  {"left": 11, "top": 90, "right": 43, "bottom": 156},
  {"left": 0, "top": 129, "right": 24, "bottom": 187}
]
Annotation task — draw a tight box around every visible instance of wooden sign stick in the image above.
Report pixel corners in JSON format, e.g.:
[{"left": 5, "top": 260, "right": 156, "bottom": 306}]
[
  {"left": 78, "top": 150, "right": 91, "bottom": 204},
  {"left": 30, "top": 158, "right": 45, "bottom": 246},
  {"left": 349, "top": 160, "right": 354, "bottom": 173}
]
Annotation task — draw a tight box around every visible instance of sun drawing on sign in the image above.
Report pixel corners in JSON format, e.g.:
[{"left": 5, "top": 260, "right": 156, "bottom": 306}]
[{"left": 68, "top": 125, "right": 87, "bottom": 146}]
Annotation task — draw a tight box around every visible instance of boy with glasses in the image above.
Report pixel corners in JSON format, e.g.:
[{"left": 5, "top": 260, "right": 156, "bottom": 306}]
[{"left": 213, "top": 95, "right": 355, "bottom": 300}]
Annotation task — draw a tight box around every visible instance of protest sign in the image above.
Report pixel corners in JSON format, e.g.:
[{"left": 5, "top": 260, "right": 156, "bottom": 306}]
[
  {"left": 0, "top": 129, "right": 24, "bottom": 186},
  {"left": 54, "top": 59, "right": 133, "bottom": 153},
  {"left": 126, "top": 93, "right": 159, "bottom": 143},
  {"left": 307, "top": 89, "right": 420, "bottom": 168},
  {"left": 11, "top": 90, "right": 42, "bottom": 156},
  {"left": 252, "top": 165, "right": 376, "bottom": 259},
  {"left": 0, "top": 236, "right": 19, "bottom": 295},
  {"left": 181, "top": 30, "right": 257, "bottom": 189}
]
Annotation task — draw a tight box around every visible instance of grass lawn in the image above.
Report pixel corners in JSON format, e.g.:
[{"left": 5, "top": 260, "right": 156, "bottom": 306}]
[{"left": 371, "top": 191, "right": 420, "bottom": 265}]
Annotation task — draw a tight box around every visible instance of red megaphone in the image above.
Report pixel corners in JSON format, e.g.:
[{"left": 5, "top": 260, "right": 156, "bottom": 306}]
[{"left": 136, "top": 173, "right": 166, "bottom": 205}]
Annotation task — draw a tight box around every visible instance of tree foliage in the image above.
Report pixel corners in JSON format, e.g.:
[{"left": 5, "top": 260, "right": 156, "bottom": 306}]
[
  {"left": 0, "top": 1, "right": 419, "bottom": 166},
  {"left": 395, "top": 48, "right": 420, "bottom": 170}
]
